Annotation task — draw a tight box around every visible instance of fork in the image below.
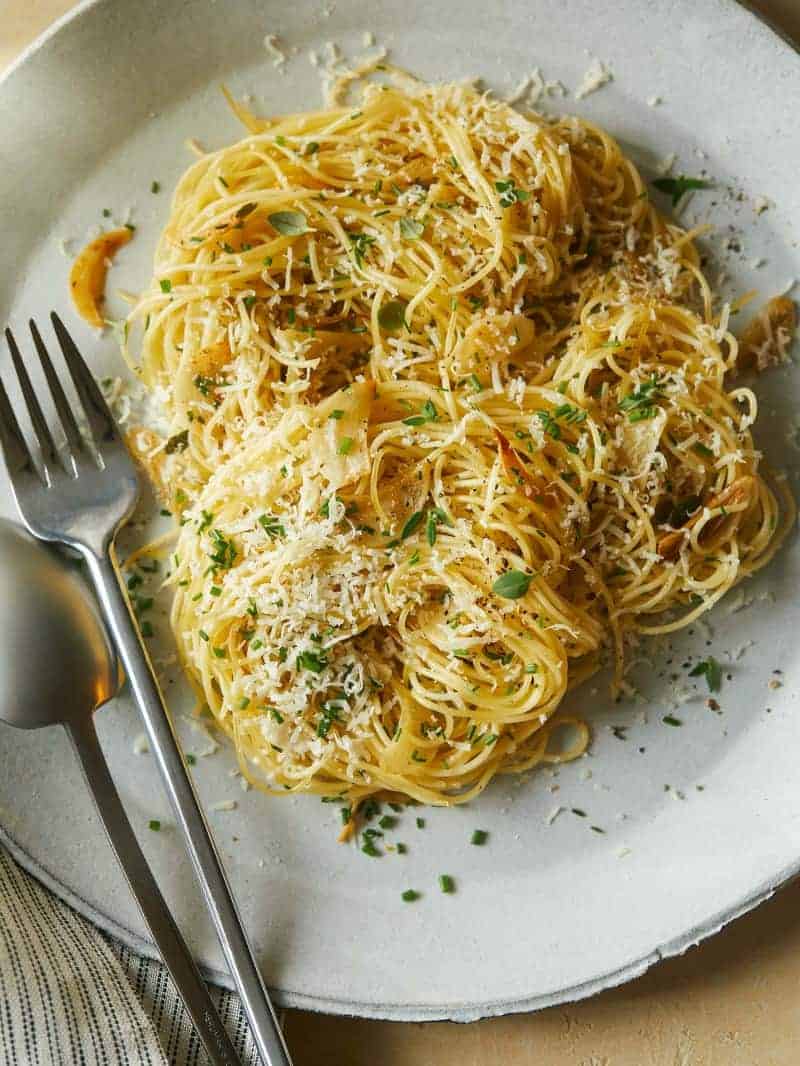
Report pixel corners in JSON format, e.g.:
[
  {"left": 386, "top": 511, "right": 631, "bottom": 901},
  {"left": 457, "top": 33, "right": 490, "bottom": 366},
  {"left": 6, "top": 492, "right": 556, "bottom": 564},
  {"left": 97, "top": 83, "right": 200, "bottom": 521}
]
[{"left": 0, "top": 313, "right": 292, "bottom": 1066}]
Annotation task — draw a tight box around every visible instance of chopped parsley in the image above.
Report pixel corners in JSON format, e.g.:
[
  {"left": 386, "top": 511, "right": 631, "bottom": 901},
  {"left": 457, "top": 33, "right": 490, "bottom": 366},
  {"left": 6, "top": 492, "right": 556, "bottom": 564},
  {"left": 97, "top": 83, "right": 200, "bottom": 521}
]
[
  {"left": 159, "top": 279, "right": 172, "bottom": 293},
  {"left": 663, "top": 715, "right": 683, "bottom": 726},
  {"left": 148, "top": 820, "right": 161, "bottom": 831},
  {"left": 349, "top": 231, "right": 376, "bottom": 267},
  {"left": 401, "top": 889, "right": 420, "bottom": 902},
  {"left": 470, "top": 829, "right": 488, "bottom": 845},
  {"left": 258, "top": 513, "right": 285, "bottom": 539},
  {"left": 553, "top": 403, "right": 587, "bottom": 425},
  {"left": 399, "top": 216, "right": 425, "bottom": 240},
  {"left": 495, "top": 179, "right": 530, "bottom": 207},
  {"left": 618, "top": 375, "right": 665, "bottom": 422},
  {"left": 402, "top": 399, "right": 438, "bottom": 426},
  {"left": 652, "top": 175, "right": 712, "bottom": 207},
  {"left": 689, "top": 656, "right": 722, "bottom": 693},
  {"left": 297, "top": 649, "right": 328, "bottom": 673},
  {"left": 338, "top": 436, "right": 354, "bottom": 455},
  {"left": 439, "top": 874, "right": 455, "bottom": 893},
  {"left": 535, "top": 410, "right": 561, "bottom": 439},
  {"left": 208, "top": 528, "right": 236, "bottom": 570},
  {"left": 316, "top": 701, "right": 343, "bottom": 737}
]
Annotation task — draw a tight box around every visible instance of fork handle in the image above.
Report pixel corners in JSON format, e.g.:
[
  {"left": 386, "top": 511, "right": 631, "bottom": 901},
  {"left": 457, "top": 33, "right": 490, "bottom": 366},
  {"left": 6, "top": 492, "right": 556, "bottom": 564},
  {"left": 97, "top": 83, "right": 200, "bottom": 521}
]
[
  {"left": 65, "top": 713, "right": 241, "bottom": 1066},
  {"left": 83, "top": 549, "right": 292, "bottom": 1066}
]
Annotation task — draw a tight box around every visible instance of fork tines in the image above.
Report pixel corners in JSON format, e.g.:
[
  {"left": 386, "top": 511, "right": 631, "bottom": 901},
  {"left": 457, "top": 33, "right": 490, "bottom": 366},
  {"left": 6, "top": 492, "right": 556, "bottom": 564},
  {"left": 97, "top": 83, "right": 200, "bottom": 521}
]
[{"left": 0, "top": 313, "right": 119, "bottom": 483}]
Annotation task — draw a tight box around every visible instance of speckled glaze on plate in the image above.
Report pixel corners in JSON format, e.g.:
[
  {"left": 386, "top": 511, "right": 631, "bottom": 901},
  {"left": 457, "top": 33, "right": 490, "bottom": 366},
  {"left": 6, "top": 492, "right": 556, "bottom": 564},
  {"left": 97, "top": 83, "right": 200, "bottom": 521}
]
[{"left": 0, "top": 0, "right": 799, "bottom": 1022}]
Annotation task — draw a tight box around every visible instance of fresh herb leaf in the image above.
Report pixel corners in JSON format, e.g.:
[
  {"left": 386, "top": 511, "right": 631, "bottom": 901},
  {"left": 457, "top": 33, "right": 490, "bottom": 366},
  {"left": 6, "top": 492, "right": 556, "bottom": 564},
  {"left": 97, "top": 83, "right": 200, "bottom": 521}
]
[
  {"left": 297, "top": 649, "right": 328, "bottom": 674},
  {"left": 159, "top": 279, "right": 172, "bottom": 293},
  {"left": 535, "top": 410, "right": 561, "bottom": 439},
  {"left": 402, "top": 399, "right": 438, "bottom": 426},
  {"left": 652, "top": 175, "right": 712, "bottom": 207},
  {"left": 401, "top": 889, "right": 420, "bottom": 901},
  {"left": 378, "top": 300, "right": 407, "bottom": 331},
  {"left": 317, "top": 700, "right": 343, "bottom": 737},
  {"left": 399, "top": 216, "right": 425, "bottom": 240},
  {"left": 470, "top": 829, "right": 488, "bottom": 845},
  {"left": 148, "top": 820, "right": 161, "bottom": 831},
  {"left": 492, "top": 570, "right": 532, "bottom": 599},
  {"left": 494, "top": 179, "right": 530, "bottom": 207},
  {"left": 165, "top": 429, "right": 189, "bottom": 454},
  {"left": 439, "top": 874, "right": 455, "bottom": 893},
  {"left": 258, "top": 511, "right": 285, "bottom": 537},
  {"left": 425, "top": 506, "right": 452, "bottom": 546},
  {"left": 348, "top": 231, "right": 376, "bottom": 267},
  {"left": 553, "top": 403, "right": 587, "bottom": 425},
  {"left": 338, "top": 436, "right": 354, "bottom": 455},
  {"left": 618, "top": 375, "right": 664, "bottom": 422},
  {"left": 208, "top": 528, "right": 237, "bottom": 570},
  {"left": 689, "top": 656, "right": 722, "bottom": 693},
  {"left": 268, "top": 210, "right": 309, "bottom": 236},
  {"left": 401, "top": 510, "right": 425, "bottom": 539}
]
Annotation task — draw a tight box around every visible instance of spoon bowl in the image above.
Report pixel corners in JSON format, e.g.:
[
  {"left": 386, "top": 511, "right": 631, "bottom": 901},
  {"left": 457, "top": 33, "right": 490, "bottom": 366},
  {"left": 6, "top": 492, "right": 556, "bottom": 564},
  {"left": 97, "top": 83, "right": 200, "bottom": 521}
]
[
  {"left": 0, "top": 517, "right": 243, "bottom": 1064},
  {"left": 0, "top": 518, "right": 117, "bottom": 729}
]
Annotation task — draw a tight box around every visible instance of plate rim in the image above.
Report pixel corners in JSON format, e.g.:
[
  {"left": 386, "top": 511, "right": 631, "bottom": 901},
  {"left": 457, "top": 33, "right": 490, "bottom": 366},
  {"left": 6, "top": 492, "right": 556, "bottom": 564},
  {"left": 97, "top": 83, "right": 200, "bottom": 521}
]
[
  {"left": 2, "top": 817, "right": 796, "bottom": 1022},
  {"left": 1, "top": 0, "right": 799, "bottom": 1024}
]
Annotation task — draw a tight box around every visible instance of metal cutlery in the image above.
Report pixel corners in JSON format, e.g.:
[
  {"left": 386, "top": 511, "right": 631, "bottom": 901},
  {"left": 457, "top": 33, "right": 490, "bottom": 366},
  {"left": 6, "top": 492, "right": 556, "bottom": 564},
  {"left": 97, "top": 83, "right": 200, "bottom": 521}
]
[
  {"left": 0, "top": 314, "right": 292, "bottom": 1066},
  {"left": 0, "top": 518, "right": 240, "bottom": 1065}
]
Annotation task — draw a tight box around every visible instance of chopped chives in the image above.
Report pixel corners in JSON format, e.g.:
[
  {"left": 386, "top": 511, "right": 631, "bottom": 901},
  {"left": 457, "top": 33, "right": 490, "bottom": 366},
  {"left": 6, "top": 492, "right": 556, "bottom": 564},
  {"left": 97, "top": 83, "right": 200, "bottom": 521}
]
[{"left": 439, "top": 874, "right": 455, "bottom": 893}]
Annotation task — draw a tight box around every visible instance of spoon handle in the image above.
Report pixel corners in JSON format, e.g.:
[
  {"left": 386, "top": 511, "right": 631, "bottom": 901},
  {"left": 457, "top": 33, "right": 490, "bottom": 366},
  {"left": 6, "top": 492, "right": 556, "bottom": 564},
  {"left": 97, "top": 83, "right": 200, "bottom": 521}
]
[
  {"left": 65, "top": 713, "right": 241, "bottom": 1066},
  {"left": 83, "top": 549, "right": 292, "bottom": 1066}
]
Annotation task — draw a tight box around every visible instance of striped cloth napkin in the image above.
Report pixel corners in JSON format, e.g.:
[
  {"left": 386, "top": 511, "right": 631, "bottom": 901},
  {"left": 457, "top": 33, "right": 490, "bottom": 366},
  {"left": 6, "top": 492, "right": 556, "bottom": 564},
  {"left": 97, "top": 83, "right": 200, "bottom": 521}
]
[{"left": 0, "top": 846, "right": 263, "bottom": 1065}]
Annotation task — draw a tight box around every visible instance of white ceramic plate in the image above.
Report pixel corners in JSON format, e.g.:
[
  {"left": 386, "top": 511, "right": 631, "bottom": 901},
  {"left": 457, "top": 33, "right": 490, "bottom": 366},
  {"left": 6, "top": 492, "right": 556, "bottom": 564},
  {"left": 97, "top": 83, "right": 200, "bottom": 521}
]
[{"left": 0, "top": 0, "right": 799, "bottom": 1022}]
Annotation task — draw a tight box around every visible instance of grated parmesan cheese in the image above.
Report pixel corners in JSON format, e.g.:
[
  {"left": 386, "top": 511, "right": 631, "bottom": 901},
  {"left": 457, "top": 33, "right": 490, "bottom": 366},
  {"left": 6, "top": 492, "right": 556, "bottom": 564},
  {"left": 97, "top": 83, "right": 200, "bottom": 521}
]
[{"left": 575, "top": 58, "right": 613, "bottom": 100}]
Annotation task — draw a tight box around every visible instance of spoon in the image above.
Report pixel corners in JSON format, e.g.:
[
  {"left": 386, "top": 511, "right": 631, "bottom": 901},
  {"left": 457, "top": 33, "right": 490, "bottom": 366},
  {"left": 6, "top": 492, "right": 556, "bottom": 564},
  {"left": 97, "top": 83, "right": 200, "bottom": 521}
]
[{"left": 0, "top": 518, "right": 242, "bottom": 1065}]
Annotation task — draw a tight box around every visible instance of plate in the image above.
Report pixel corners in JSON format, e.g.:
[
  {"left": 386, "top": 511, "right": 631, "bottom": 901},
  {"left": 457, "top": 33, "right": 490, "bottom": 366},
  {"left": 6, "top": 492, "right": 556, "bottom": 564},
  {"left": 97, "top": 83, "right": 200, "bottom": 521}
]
[{"left": 0, "top": 0, "right": 799, "bottom": 1022}]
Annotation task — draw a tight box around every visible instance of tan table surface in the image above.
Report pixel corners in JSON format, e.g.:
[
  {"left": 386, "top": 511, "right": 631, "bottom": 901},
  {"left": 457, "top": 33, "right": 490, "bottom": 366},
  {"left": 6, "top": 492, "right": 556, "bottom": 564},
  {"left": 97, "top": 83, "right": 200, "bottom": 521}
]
[{"left": 3, "top": 3, "right": 800, "bottom": 1063}]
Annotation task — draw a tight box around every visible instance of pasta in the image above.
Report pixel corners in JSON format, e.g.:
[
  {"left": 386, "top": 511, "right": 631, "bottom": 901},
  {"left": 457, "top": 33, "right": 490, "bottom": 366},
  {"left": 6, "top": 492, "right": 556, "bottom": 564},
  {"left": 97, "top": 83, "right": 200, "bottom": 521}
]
[{"left": 124, "top": 65, "right": 794, "bottom": 812}]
